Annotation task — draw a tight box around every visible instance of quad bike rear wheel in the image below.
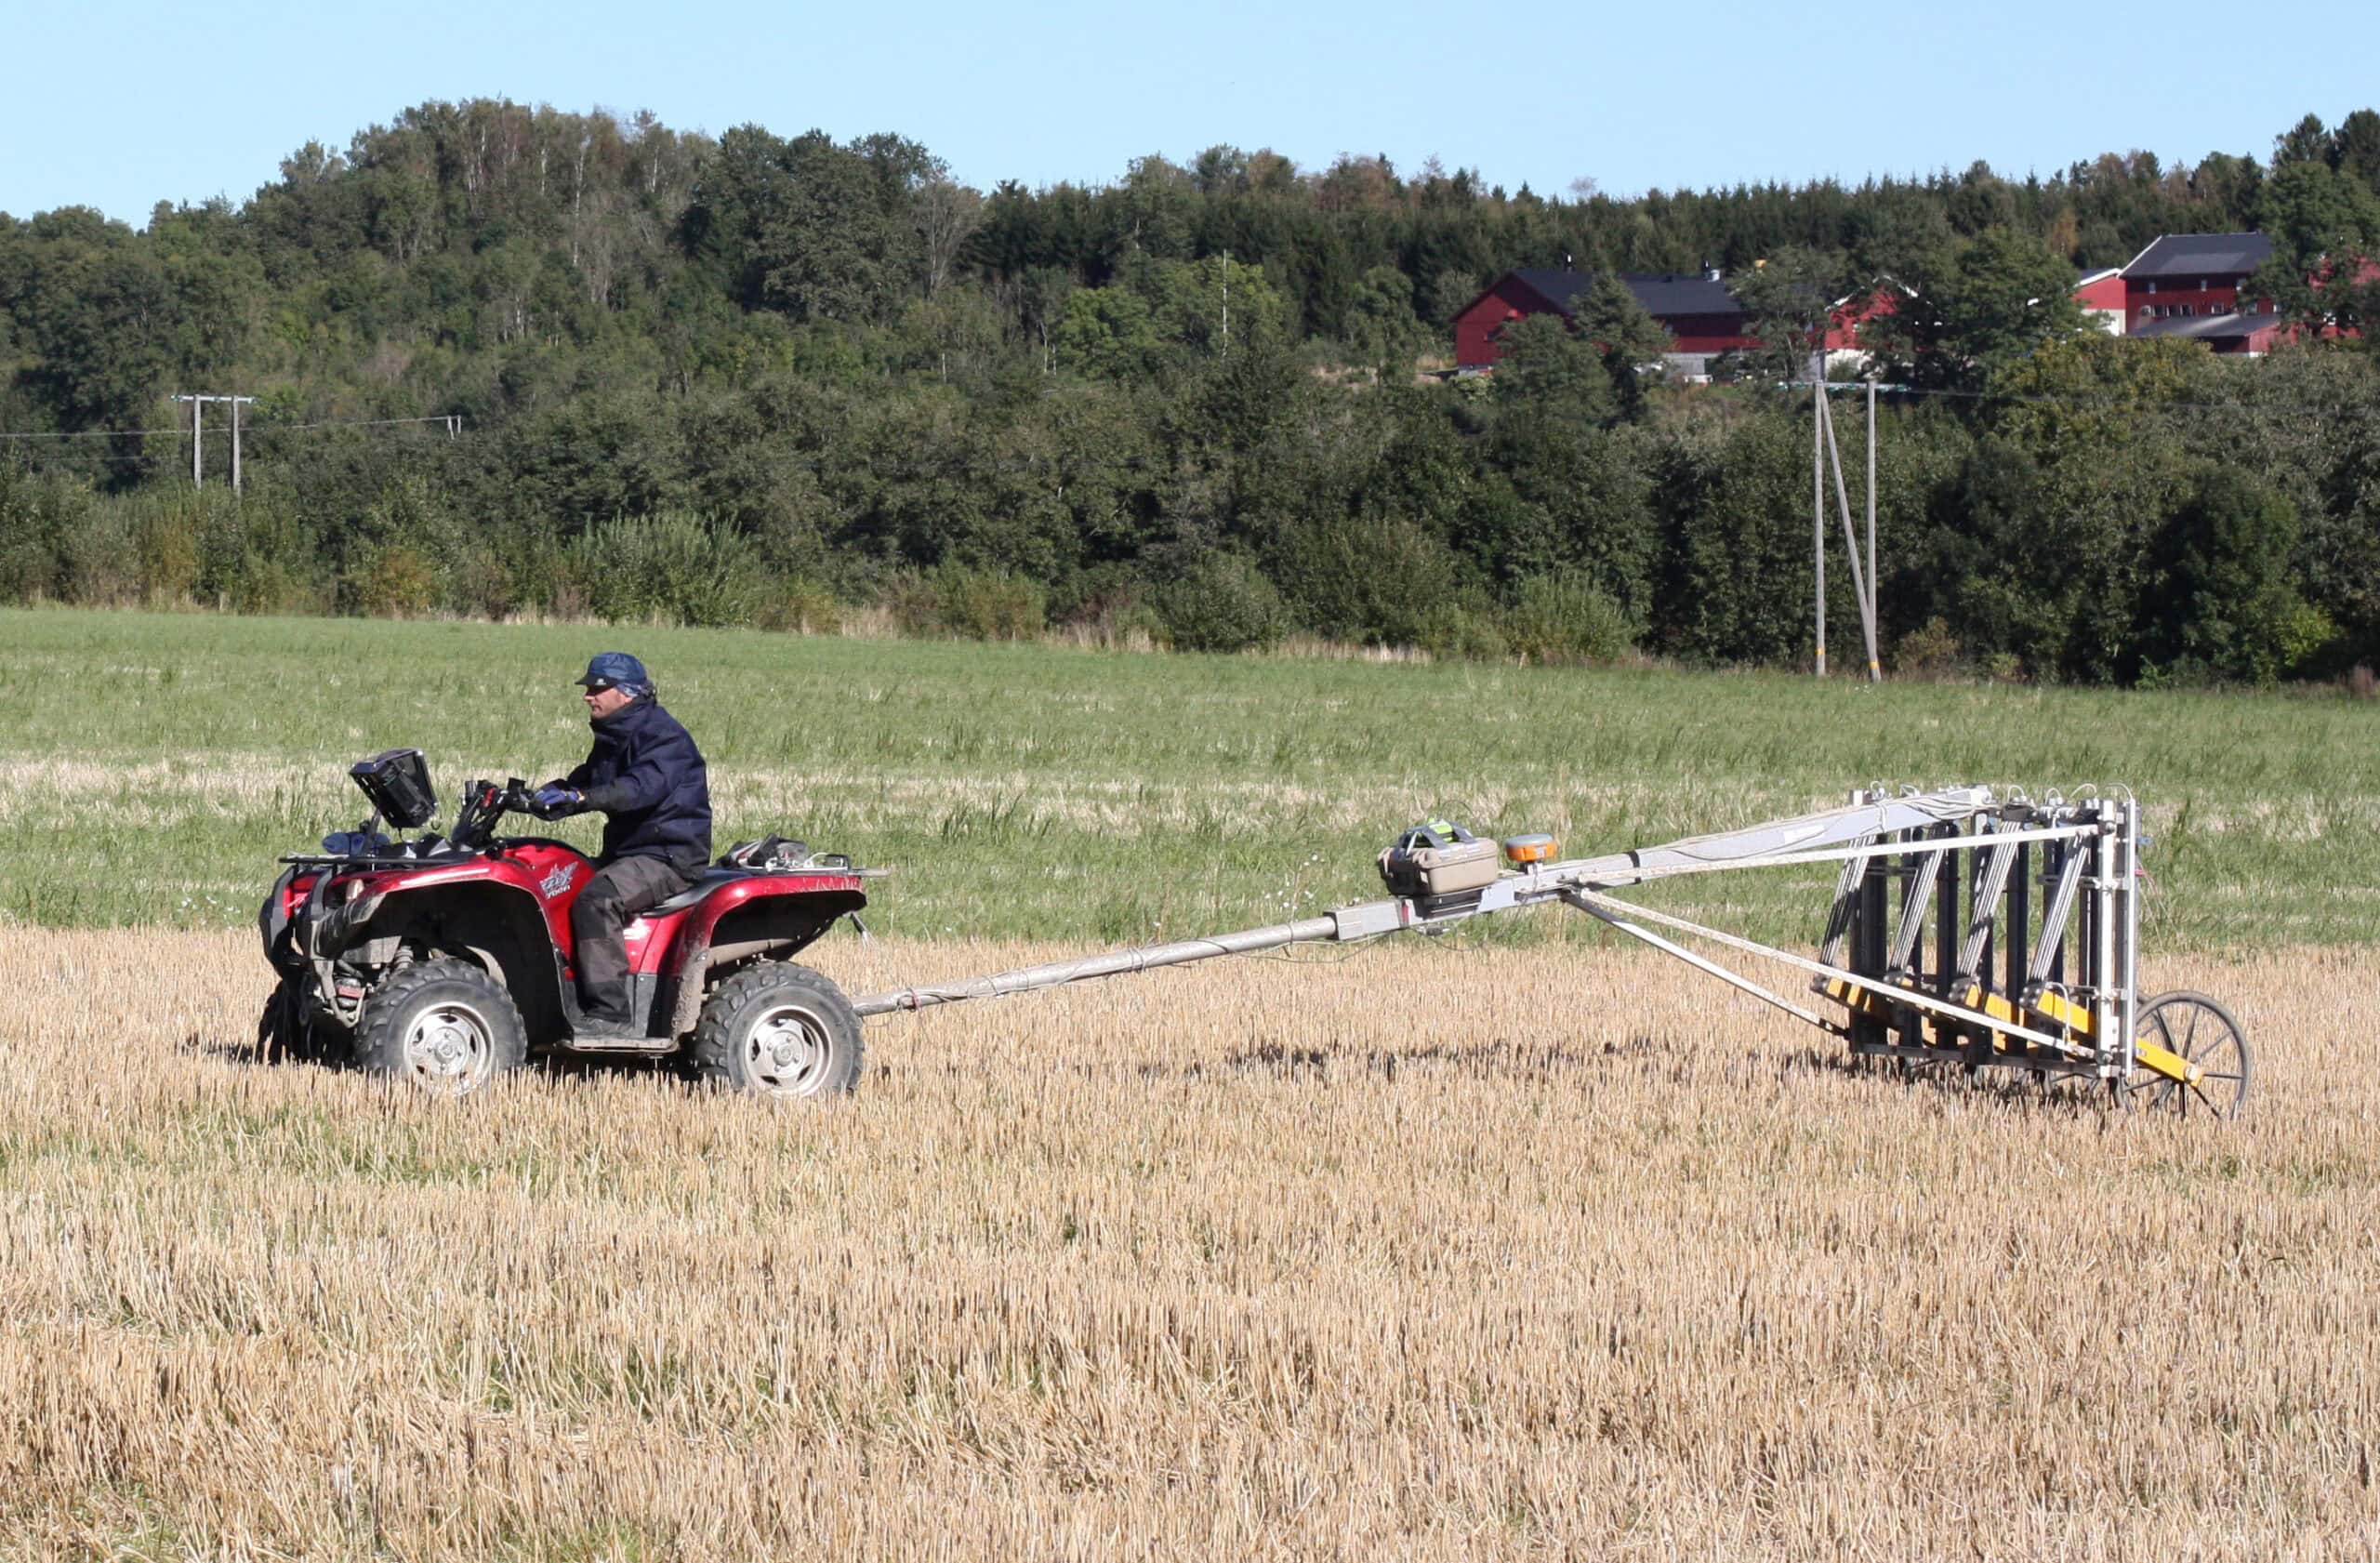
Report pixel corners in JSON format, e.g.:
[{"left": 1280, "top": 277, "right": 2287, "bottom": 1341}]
[
  {"left": 691, "top": 961, "right": 864, "bottom": 1098},
  {"left": 354, "top": 958, "right": 526, "bottom": 1095}
]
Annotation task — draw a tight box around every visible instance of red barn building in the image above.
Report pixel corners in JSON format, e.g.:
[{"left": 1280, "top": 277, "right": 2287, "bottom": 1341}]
[
  {"left": 2073, "top": 231, "right": 2319, "bottom": 354},
  {"left": 1456, "top": 240, "right": 2340, "bottom": 372},
  {"left": 1453, "top": 269, "right": 1753, "bottom": 376},
  {"left": 2128, "top": 309, "right": 2292, "bottom": 354},
  {"left": 2116, "top": 232, "right": 2298, "bottom": 352},
  {"left": 2073, "top": 267, "right": 2126, "bottom": 333},
  {"left": 1825, "top": 284, "right": 1903, "bottom": 362},
  {"left": 2111, "top": 232, "right": 2379, "bottom": 353},
  {"left": 2065, "top": 231, "right": 2380, "bottom": 355},
  {"left": 2118, "top": 232, "right": 2275, "bottom": 333},
  {"left": 1454, "top": 268, "right": 1898, "bottom": 377}
]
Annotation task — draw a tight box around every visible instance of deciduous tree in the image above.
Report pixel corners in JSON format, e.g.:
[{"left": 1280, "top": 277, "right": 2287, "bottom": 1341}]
[{"left": 1875, "top": 228, "right": 2089, "bottom": 391}]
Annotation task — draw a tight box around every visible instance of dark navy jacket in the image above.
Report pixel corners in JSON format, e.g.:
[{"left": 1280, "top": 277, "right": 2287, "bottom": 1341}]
[{"left": 565, "top": 695, "right": 712, "bottom": 871}]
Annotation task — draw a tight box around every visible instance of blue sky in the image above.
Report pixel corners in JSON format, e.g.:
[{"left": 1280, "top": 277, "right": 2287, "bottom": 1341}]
[{"left": 5, "top": 0, "right": 2372, "bottom": 227}]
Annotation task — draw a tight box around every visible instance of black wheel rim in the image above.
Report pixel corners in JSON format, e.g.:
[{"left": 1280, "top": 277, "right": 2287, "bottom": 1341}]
[{"left": 2130, "top": 995, "right": 2249, "bottom": 1119}]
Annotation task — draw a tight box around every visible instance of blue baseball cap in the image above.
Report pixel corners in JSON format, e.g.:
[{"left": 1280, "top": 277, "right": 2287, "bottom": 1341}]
[{"left": 575, "top": 652, "right": 650, "bottom": 691}]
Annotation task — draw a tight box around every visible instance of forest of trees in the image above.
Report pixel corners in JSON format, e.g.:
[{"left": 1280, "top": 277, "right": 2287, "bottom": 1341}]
[{"left": 4, "top": 99, "right": 2380, "bottom": 683}]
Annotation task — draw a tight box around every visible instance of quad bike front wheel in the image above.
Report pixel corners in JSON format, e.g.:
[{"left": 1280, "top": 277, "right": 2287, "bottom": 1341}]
[
  {"left": 691, "top": 961, "right": 864, "bottom": 1098},
  {"left": 353, "top": 958, "right": 527, "bottom": 1095}
]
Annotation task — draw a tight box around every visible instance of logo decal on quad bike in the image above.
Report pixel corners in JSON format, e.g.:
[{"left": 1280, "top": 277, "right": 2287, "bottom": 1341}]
[{"left": 540, "top": 862, "right": 576, "bottom": 899}]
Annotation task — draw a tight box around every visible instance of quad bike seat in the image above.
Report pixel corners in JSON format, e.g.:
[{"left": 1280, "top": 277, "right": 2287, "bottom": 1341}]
[
  {"left": 644, "top": 868, "right": 764, "bottom": 917},
  {"left": 634, "top": 841, "right": 849, "bottom": 920}
]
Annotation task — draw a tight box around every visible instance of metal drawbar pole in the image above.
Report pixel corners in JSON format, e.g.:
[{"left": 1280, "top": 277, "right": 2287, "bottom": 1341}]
[
  {"left": 1568, "top": 895, "right": 1824, "bottom": 1027},
  {"left": 853, "top": 916, "right": 1341, "bottom": 1017}
]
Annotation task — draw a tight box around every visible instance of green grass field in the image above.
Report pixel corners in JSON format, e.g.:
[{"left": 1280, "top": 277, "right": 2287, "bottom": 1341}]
[{"left": 0, "top": 606, "right": 2372, "bottom": 949}]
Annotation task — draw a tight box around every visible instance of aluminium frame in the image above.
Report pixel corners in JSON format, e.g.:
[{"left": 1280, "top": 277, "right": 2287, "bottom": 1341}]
[{"left": 853, "top": 786, "right": 2196, "bottom": 1098}]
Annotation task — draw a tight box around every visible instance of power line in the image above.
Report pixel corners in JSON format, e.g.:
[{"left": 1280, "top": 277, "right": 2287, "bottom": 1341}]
[
  {"left": 5, "top": 371, "right": 2374, "bottom": 487},
  {"left": 0, "top": 425, "right": 188, "bottom": 441},
  {"left": 0, "top": 413, "right": 463, "bottom": 442},
  {"left": 0, "top": 412, "right": 469, "bottom": 472},
  {"left": 1800, "top": 377, "right": 2380, "bottom": 420},
  {"left": 7, "top": 361, "right": 2378, "bottom": 453},
  {"left": 269, "top": 415, "right": 467, "bottom": 434}
]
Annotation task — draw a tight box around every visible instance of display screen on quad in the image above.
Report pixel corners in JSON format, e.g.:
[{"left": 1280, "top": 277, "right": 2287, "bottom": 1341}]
[{"left": 350, "top": 748, "right": 438, "bottom": 828}]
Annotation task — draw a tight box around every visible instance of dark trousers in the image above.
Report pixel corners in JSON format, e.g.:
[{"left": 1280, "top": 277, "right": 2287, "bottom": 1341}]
[{"left": 570, "top": 854, "right": 695, "bottom": 1020}]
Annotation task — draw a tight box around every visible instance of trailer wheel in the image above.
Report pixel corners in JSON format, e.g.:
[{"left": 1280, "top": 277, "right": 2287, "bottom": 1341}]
[
  {"left": 2127, "top": 990, "right": 2250, "bottom": 1120},
  {"left": 691, "top": 961, "right": 863, "bottom": 1098},
  {"left": 353, "top": 958, "right": 526, "bottom": 1095}
]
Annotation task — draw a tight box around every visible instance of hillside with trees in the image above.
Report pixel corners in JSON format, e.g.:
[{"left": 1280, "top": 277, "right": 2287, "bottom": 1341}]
[{"left": 4, "top": 99, "right": 2379, "bottom": 682}]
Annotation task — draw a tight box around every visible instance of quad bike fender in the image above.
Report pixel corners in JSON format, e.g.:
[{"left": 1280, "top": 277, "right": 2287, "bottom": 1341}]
[
  {"left": 265, "top": 868, "right": 343, "bottom": 1016},
  {"left": 319, "top": 879, "right": 570, "bottom": 1042},
  {"left": 259, "top": 865, "right": 307, "bottom": 974},
  {"left": 661, "top": 875, "right": 866, "bottom": 1039}
]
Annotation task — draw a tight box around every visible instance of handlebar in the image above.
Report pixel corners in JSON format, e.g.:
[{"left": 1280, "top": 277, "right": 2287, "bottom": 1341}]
[{"left": 451, "top": 776, "right": 538, "bottom": 850}]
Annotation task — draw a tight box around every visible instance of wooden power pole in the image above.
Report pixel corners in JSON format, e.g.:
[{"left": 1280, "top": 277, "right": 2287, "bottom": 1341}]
[
  {"left": 1810, "top": 364, "right": 1884, "bottom": 682},
  {"left": 169, "top": 393, "right": 258, "bottom": 491},
  {"left": 1812, "top": 355, "right": 1825, "bottom": 678}
]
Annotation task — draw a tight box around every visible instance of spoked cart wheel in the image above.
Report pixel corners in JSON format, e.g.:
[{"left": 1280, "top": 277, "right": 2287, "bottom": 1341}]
[{"left": 2127, "top": 990, "right": 2251, "bottom": 1120}]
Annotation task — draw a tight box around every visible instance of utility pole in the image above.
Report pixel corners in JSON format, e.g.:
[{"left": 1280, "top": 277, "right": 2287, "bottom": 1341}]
[
  {"left": 1818, "top": 391, "right": 1880, "bottom": 682},
  {"left": 1219, "top": 252, "right": 1230, "bottom": 359},
  {"left": 1865, "top": 375, "right": 1878, "bottom": 656},
  {"left": 175, "top": 393, "right": 201, "bottom": 484},
  {"left": 1811, "top": 354, "right": 1825, "bottom": 678},
  {"left": 169, "top": 393, "right": 258, "bottom": 490}
]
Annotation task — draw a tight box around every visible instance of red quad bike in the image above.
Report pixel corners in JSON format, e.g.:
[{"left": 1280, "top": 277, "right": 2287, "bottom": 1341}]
[{"left": 258, "top": 748, "right": 876, "bottom": 1097}]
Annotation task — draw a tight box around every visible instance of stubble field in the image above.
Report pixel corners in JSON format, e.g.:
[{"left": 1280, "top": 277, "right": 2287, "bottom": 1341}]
[
  {"left": 2, "top": 928, "right": 2374, "bottom": 1558},
  {"left": 1, "top": 607, "right": 2376, "bottom": 1558}
]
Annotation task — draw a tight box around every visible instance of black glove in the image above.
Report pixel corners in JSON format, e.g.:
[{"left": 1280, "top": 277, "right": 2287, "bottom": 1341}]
[{"left": 530, "top": 783, "right": 584, "bottom": 819}]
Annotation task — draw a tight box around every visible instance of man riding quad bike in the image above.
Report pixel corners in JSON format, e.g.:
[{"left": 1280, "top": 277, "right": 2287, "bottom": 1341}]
[
  {"left": 533, "top": 652, "right": 715, "bottom": 1039},
  {"left": 255, "top": 655, "right": 876, "bottom": 1097}
]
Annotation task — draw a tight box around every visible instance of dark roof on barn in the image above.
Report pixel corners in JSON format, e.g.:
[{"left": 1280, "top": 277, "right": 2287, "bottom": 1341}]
[
  {"left": 1506, "top": 268, "right": 1747, "bottom": 320},
  {"left": 1627, "top": 273, "right": 1747, "bottom": 315},
  {"left": 2122, "top": 232, "right": 2273, "bottom": 280},
  {"left": 2128, "top": 311, "right": 2283, "bottom": 341},
  {"left": 1504, "top": 269, "right": 1590, "bottom": 311}
]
